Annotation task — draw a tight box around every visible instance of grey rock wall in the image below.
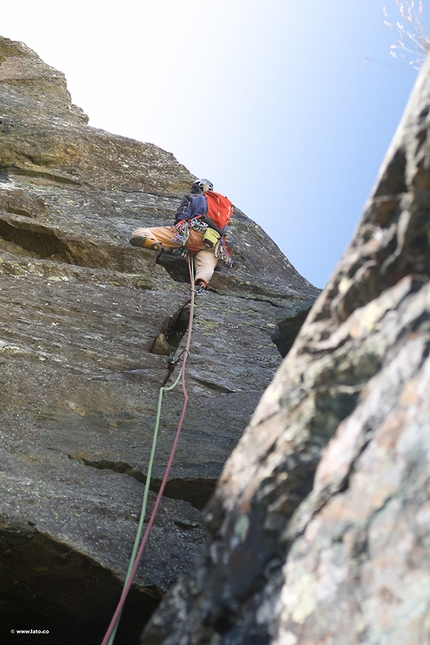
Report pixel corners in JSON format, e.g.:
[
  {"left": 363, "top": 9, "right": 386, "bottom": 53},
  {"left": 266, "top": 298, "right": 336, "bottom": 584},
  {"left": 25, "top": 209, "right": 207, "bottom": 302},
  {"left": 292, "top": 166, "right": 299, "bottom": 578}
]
[
  {"left": 141, "top": 50, "right": 430, "bottom": 645},
  {"left": 0, "top": 37, "right": 319, "bottom": 644}
]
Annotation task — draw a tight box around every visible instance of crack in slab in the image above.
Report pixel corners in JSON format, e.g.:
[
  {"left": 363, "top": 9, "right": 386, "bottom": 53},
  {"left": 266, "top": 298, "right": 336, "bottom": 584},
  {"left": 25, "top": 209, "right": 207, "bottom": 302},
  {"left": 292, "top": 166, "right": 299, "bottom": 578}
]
[{"left": 67, "top": 454, "right": 216, "bottom": 510}]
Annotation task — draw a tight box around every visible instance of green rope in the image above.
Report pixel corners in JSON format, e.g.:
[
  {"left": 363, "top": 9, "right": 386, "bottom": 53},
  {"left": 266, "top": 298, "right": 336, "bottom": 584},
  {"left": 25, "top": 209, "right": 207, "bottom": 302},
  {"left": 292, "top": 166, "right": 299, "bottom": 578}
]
[{"left": 107, "top": 367, "right": 184, "bottom": 644}]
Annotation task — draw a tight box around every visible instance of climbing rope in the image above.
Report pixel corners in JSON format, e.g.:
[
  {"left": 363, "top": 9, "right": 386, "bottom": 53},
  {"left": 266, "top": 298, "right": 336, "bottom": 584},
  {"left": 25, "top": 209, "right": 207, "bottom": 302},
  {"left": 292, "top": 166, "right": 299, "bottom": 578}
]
[
  {"left": 104, "top": 367, "right": 183, "bottom": 645},
  {"left": 101, "top": 255, "right": 196, "bottom": 645}
]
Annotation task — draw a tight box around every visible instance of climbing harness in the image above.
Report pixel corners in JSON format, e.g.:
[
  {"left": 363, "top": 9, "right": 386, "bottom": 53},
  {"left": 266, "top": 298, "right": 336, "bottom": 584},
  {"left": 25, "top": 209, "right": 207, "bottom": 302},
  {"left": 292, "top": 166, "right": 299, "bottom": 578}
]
[
  {"left": 172, "top": 216, "right": 233, "bottom": 268},
  {"left": 172, "top": 216, "right": 206, "bottom": 246},
  {"left": 101, "top": 255, "right": 197, "bottom": 645}
]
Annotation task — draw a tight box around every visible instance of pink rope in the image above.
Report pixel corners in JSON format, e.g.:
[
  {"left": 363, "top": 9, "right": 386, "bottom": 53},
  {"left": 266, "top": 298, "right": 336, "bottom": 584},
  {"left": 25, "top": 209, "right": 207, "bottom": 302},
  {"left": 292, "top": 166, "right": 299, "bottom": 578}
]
[{"left": 101, "top": 256, "right": 195, "bottom": 645}]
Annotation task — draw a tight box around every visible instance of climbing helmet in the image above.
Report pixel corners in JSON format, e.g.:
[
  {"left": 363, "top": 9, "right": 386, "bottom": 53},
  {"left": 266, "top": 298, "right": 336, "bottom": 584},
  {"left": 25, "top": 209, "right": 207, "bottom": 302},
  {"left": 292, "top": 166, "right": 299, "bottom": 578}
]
[{"left": 191, "top": 178, "right": 213, "bottom": 194}]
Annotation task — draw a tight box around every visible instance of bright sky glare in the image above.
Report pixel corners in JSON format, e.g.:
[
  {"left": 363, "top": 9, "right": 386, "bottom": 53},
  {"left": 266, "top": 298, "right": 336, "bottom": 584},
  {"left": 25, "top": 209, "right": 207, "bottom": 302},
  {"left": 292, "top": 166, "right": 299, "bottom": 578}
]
[{"left": 1, "top": 0, "right": 425, "bottom": 287}]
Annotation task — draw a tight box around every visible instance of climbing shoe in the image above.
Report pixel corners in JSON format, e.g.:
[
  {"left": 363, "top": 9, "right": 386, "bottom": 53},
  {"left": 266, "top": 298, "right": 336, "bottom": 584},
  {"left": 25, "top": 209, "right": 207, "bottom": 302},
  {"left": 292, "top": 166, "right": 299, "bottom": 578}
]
[
  {"left": 130, "top": 236, "right": 162, "bottom": 252},
  {"left": 195, "top": 280, "right": 207, "bottom": 296}
]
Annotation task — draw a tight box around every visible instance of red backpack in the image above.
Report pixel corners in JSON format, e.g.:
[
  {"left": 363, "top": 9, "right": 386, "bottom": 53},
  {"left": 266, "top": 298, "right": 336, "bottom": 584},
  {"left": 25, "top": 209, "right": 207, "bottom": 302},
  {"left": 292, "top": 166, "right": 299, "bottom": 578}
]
[{"left": 205, "top": 191, "right": 233, "bottom": 232}]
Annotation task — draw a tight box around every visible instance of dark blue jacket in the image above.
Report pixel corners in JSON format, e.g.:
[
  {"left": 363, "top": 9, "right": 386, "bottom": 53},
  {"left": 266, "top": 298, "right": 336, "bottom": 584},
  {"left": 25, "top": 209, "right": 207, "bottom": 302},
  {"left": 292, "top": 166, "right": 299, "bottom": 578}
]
[{"left": 174, "top": 194, "right": 207, "bottom": 223}]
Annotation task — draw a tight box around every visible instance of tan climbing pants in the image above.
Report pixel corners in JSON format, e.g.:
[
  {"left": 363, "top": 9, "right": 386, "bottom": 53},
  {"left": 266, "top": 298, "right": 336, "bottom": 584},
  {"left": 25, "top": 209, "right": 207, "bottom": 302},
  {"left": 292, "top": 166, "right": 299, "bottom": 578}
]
[{"left": 131, "top": 226, "right": 218, "bottom": 287}]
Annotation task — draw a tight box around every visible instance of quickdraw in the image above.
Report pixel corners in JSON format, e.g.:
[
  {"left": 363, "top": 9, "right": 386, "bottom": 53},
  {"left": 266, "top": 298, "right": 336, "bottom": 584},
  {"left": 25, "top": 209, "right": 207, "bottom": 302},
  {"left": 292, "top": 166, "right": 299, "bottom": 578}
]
[{"left": 215, "top": 236, "right": 234, "bottom": 268}]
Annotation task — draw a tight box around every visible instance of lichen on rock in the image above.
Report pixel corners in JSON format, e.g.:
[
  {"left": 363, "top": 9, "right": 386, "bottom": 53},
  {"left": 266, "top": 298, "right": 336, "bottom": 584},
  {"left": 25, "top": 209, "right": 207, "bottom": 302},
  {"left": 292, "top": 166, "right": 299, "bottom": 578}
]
[{"left": 140, "top": 41, "right": 430, "bottom": 645}]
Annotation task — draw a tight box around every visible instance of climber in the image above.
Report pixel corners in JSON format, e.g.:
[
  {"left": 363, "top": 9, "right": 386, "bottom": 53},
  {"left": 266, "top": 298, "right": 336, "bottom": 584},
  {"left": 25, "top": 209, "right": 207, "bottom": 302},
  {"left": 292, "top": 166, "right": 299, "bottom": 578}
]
[{"left": 130, "top": 179, "right": 233, "bottom": 292}]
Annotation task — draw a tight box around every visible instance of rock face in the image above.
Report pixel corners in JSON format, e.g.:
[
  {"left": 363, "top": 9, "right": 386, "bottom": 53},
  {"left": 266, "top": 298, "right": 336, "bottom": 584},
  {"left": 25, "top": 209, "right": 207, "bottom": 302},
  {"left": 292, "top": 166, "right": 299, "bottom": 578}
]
[
  {"left": 0, "top": 37, "right": 319, "bottom": 644},
  {"left": 141, "top": 51, "right": 430, "bottom": 645}
]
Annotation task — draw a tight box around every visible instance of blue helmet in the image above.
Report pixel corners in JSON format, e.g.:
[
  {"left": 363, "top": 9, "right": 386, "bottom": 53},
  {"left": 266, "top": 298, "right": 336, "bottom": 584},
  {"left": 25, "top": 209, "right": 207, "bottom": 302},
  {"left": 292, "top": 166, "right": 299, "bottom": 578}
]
[{"left": 191, "top": 178, "right": 213, "bottom": 194}]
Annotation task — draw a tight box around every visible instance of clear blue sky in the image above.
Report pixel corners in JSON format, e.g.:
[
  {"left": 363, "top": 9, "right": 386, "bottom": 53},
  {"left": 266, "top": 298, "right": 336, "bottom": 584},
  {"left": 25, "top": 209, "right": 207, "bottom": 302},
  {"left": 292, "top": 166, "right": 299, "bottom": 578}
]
[{"left": 2, "top": 0, "right": 425, "bottom": 287}]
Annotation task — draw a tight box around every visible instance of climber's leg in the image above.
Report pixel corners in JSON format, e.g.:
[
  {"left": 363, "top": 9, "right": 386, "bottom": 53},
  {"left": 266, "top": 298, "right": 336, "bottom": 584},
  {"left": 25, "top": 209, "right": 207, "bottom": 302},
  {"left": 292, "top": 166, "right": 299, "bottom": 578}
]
[
  {"left": 194, "top": 250, "right": 218, "bottom": 288},
  {"left": 130, "top": 226, "right": 181, "bottom": 250}
]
